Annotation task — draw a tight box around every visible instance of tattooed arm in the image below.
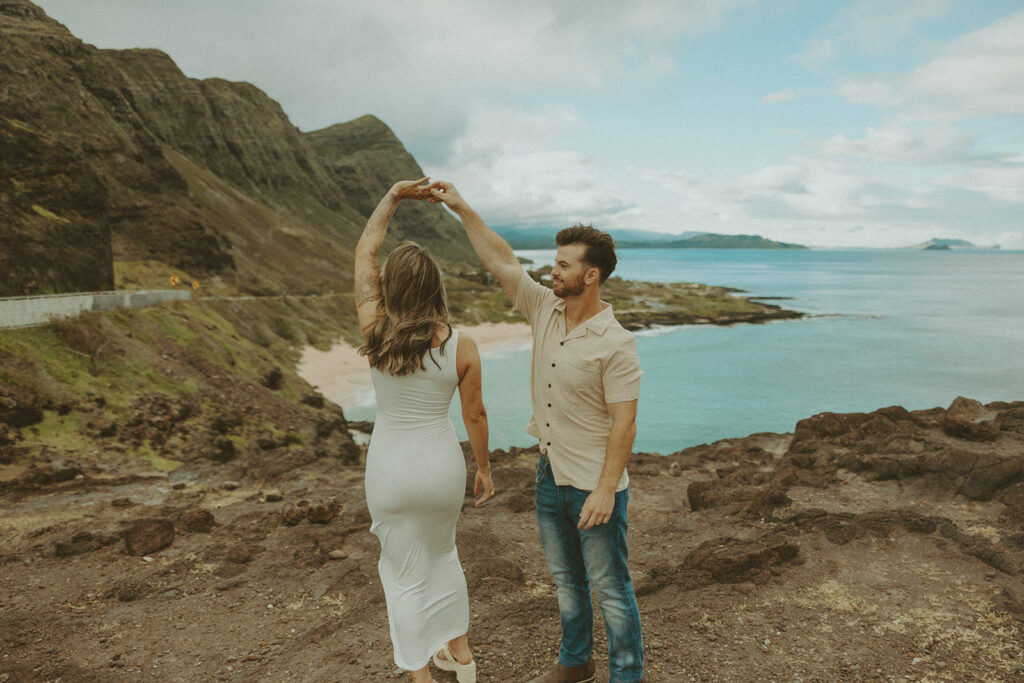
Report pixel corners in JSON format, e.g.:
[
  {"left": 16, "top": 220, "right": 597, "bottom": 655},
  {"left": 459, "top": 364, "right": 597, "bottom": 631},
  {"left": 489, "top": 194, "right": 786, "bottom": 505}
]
[{"left": 354, "top": 177, "right": 433, "bottom": 338}]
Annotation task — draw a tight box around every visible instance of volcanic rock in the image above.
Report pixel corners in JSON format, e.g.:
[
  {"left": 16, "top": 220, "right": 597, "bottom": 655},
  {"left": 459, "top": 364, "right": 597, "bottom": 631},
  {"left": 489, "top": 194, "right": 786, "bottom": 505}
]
[
  {"left": 943, "top": 396, "right": 1000, "bottom": 441},
  {"left": 122, "top": 518, "right": 175, "bottom": 555}
]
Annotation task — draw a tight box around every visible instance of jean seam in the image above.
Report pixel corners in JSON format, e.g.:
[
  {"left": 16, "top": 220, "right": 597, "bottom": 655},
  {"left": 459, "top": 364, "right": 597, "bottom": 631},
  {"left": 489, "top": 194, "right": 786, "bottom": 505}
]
[{"left": 599, "top": 492, "right": 643, "bottom": 682}]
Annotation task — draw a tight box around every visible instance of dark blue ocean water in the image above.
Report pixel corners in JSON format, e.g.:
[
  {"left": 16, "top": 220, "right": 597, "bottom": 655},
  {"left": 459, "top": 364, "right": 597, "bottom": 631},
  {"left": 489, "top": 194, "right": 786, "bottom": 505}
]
[{"left": 349, "top": 249, "right": 1024, "bottom": 454}]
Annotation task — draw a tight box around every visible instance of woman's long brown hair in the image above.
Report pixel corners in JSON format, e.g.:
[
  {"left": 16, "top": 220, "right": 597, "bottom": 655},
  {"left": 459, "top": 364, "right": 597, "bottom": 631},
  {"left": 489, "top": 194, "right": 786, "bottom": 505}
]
[{"left": 359, "top": 241, "right": 452, "bottom": 376}]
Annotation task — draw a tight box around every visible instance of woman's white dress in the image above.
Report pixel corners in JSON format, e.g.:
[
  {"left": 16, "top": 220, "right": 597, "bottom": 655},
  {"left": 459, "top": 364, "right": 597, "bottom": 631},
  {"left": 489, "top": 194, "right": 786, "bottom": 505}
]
[{"left": 364, "top": 329, "right": 469, "bottom": 671}]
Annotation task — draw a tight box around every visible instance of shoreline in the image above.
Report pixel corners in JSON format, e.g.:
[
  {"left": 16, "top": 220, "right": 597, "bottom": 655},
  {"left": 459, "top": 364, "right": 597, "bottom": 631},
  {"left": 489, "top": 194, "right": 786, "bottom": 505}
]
[{"left": 296, "top": 321, "right": 533, "bottom": 407}]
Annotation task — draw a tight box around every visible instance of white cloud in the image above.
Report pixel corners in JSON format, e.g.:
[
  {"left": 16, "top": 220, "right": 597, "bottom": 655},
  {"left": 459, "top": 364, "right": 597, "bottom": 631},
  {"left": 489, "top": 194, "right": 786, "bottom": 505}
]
[
  {"left": 793, "top": 0, "right": 952, "bottom": 69},
  {"left": 818, "top": 123, "right": 970, "bottom": 164},
  {"left": 427, "top": 104, "right": 633, "bottom": 228},
  {"left": 35, "top": 0, "right": 754, "bottom": 163},
  {"left": 937, "top": 164, "right": 1024, "bottom": 203},
  {"left": 836, "top": 10, "right": 1024, "bottom": 120},
  {"left": 33, "top": 0, "right": 1023, "bottom": 249}
]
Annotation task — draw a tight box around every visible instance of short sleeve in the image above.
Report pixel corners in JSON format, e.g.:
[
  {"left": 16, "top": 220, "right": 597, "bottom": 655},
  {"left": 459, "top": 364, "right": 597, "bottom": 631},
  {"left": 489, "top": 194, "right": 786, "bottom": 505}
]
[
  {"left": 514, "top": 271, "right": 555, "bottom": 326},
  {"left": 602, "top": 335, "right": 642, "bottom": 404}
]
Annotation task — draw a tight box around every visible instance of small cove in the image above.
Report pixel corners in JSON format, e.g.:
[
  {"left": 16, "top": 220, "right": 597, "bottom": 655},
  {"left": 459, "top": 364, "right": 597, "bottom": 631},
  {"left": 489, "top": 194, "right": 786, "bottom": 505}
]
[{"left": 344, "top": 248, "right": 1024, "bottom": 453}]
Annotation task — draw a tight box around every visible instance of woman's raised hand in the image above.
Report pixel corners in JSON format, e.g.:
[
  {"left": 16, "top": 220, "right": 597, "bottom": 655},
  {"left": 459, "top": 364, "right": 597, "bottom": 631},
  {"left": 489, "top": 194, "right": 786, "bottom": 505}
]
[
  {"left": 428, "top": 180, "right": 467, "bottom": 212},
  {"left": 474, "top": 468, "right": 496, "bottom": 507},
  {"left": 389, "top": 177, "right": 433, "bottom": 201}
]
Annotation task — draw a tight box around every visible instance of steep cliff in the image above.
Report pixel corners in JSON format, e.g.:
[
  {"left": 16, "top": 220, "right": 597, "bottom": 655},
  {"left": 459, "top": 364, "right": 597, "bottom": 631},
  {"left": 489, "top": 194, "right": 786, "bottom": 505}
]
[
  {"left": 306, "top": 116, "right": 478, "bottom": 263},
  {"left": 1, "top": 0, "right": 473, "bottom": 297}
]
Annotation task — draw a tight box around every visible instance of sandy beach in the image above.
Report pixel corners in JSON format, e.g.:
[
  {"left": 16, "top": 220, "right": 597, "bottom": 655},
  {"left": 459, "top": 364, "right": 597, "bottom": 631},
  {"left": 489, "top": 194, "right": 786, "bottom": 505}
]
[{"left": 297, "top": 322, "right": 533, "bottom": 406}]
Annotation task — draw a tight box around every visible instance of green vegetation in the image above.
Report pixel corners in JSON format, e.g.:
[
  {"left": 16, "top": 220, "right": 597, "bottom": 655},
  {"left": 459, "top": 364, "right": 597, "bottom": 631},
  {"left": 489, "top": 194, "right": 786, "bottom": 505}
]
[
  {"left": 0, "top": 264, "right": 797, "bottom": 472},
  {"left": 137, "top": 442, "right": 184, "bottom": 472}
]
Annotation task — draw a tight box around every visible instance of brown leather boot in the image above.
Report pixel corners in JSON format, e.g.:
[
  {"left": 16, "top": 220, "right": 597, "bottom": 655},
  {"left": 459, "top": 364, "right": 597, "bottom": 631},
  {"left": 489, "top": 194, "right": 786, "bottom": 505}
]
[{"left": 526, "top": 658, "right": 596, "bottom": 683}]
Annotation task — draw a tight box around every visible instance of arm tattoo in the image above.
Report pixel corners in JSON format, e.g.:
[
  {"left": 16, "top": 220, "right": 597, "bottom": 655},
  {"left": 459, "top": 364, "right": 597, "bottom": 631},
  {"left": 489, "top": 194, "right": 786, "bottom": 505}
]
[{"left": 356, "top": 267, "right": 381, "bottom": 306}]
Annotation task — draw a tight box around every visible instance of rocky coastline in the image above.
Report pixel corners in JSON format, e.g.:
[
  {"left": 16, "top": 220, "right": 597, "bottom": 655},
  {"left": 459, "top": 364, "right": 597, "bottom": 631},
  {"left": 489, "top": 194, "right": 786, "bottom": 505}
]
[
  {"left": 522, "top": 266, "right": 805, "bottom": 331},
  {"left": 2, "top": 381, "right": 1022, "bottom": 680}
]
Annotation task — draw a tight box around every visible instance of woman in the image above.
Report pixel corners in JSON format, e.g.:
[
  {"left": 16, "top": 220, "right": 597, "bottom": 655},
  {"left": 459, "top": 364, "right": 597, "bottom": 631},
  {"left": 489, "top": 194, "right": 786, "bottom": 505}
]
[{"left": 355, "top": 177, "right": 495, "bottom": 683}]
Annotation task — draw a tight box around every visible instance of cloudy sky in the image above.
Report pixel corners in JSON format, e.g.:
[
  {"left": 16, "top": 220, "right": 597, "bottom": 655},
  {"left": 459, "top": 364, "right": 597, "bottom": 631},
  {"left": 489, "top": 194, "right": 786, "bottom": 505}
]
[{"left": 35, "top": 0, "right": 1024, "bottom": 248}]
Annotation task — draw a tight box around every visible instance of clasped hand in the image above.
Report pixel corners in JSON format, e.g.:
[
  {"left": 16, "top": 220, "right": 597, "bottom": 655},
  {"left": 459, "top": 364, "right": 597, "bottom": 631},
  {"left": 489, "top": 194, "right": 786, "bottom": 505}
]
[{"left": 390, "top": 178, "right": 465, "bottom": 211}]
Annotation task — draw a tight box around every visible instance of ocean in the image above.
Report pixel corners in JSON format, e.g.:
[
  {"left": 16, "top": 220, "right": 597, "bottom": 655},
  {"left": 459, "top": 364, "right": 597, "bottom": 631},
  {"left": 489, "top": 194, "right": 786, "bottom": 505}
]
[{"left": 345, "top": 248, "right": 1024, "bottom": 454}]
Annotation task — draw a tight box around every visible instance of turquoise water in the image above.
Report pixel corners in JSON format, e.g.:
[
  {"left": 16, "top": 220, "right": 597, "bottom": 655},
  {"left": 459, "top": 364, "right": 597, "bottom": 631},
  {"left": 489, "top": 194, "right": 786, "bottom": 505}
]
[{"left": 346, "top": 249, "right": 1024, "bottom": 454}]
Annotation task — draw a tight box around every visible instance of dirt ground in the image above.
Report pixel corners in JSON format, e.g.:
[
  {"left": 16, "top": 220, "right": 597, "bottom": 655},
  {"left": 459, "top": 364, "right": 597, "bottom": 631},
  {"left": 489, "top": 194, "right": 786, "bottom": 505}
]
[{"left": 2, "top": 400, "right": 1024, "bottom": 682}]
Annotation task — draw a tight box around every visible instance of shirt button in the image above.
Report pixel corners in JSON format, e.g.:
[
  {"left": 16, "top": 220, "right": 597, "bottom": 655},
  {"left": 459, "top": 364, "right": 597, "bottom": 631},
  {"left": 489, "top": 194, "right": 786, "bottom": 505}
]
[
  {"left": 547, "top": 403, "right": 551, "bottom": 407},
  {"left": 546, "top": 423, "right": 550, "bottom": 427},
  {"left": 560, "top": 342, "right": 564, "bottom": 346},
  {"left": 547, "top": 383, "right": 552, "bottom": 388},
  {"left": 551, "top": 363, "right": 556, "bottom": 367},
  {"left": 546, "top": 441, "right": 551, "bottom": 446}
]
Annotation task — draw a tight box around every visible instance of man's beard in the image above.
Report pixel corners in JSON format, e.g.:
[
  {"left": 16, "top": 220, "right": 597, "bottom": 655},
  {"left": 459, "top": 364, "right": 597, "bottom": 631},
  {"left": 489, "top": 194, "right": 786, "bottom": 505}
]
[{"left": 552, "top": 275, "right": 585, "bottom": 298}]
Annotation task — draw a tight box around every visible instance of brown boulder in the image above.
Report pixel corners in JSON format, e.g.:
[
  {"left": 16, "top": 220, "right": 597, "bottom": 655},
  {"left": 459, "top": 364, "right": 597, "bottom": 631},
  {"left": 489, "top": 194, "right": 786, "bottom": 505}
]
[
  {"left": 998, "top": 407, "right": 1024, "bottom": 435},
  {"left": 282, "top": 503, "right": 308, "bottom": 526},
  {"left": 179, "top": 509, "right": 216, "bottom": 533},
  {"left": 942, "top": 396, "right": 1000, "bottom": 442},
  {"left": 281, "top": 499, "right": 340, "bottom": 525},
  {"left": 681, "top": 535, "right": 800, "bottom": 584},
  {"left": 123, "top": 518, "right": 175, "bottom": 556},
  {"left": 790, "top": 509, "right": 939, "bottom": 546},
  {"left": 307, "top": 500, "right": 341, "bottom": 524},
  {"left": 960, "top": 457, "right": 1023, "bottom": 501},
  {"left": 790, "top": 411, "right": 870, "bottom": 452},
  {"left": 0, "top": 388, "right": 44, "bottom": 428}
]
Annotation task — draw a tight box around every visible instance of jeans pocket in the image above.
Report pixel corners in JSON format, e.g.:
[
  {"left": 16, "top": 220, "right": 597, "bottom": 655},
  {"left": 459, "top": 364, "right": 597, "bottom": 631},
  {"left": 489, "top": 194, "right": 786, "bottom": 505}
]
[{"left": 535, "top": 456, "right": 548, "bottom": 485}]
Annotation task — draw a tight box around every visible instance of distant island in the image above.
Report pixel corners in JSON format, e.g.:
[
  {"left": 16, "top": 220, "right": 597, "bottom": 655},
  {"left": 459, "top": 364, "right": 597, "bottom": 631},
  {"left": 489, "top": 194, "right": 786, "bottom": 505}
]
[
  {"left": 496, "top": 226, "right": 806, "bottom": 250},
  {"left": 909, "top": 238, "right": 1000, "bottom": 250}
]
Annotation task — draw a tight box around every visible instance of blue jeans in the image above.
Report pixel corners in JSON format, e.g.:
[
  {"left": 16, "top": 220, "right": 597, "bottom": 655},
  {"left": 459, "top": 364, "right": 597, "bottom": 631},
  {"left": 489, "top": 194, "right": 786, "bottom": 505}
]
[{"left": 535, "top": 456, "right": 644, "bottom": 682}]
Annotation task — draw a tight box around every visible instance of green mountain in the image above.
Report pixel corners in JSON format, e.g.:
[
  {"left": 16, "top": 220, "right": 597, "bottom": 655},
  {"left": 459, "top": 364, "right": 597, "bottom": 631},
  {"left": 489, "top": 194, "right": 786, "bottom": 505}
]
[
  {"left": 910, "top": 238, "right": 999, "bottom": 250},
  {"left": 495, "top": 226, "right": 804, "bottom": 250},
  {"left": 664, "top": 233, "right": 806, "bottom": 249},
  {"left": 0, "top": 0, "right": 474, "bottom": 297}
]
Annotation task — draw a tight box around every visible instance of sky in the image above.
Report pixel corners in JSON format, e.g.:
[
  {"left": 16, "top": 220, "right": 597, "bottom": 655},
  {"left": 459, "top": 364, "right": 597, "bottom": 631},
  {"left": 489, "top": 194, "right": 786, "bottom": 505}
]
[{"left": 33, "top": 0, "right": 1024, "bottom": 248}]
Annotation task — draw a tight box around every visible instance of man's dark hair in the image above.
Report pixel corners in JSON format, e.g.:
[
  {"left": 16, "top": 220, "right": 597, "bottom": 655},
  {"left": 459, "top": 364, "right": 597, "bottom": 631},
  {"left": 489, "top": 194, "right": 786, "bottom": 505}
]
[{"left": 555, "top": 224, "right": 617, "bottom": 283}]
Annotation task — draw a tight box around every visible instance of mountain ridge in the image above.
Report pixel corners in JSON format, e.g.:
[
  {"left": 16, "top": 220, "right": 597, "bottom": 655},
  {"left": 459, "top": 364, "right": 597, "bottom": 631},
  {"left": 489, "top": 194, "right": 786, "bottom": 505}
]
[
  {"left": 908, "top": 238, "right": 1000, "bottom": 250},
  {"left": 0, "top": 0, "right": 474, "bottom": 297},
  {"left": 497, "top": 225, "right": 806, "bottom": 250}
]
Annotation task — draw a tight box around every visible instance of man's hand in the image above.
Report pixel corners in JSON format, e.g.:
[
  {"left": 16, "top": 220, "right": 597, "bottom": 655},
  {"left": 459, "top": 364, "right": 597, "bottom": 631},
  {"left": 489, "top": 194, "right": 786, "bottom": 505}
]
[
  {"left": 578, "top": 488, "right": 615, "bottom": 529},
  {"left": 390, "top": 177, "right": 432, "bottom": 201},
  {"left": 428, "top": 180, "right": 468, "bottom": 212}
]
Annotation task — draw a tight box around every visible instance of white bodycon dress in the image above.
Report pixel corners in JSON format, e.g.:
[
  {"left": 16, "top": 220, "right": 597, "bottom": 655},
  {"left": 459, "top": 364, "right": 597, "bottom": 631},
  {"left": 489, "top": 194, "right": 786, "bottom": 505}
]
[{"left": 364, "top": 329, "right": 469, "bottom": 671}]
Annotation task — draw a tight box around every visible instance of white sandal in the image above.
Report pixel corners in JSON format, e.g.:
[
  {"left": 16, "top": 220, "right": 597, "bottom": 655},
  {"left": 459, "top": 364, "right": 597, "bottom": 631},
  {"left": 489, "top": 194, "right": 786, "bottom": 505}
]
[{"left": 431, "top": 642, "right": 476, "bottom": 683}]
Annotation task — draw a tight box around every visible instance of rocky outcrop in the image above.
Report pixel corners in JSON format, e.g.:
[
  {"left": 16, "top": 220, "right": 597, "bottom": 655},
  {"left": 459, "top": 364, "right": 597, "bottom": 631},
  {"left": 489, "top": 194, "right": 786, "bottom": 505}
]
[
  {"left": 0, "top": 2, "right": 233, "bottom": 294},
  {"left": 942, "top": 395, "right": 1000, "bottom": 441},
  {"left": 773, "top": 398, "right": 1024, "bottom": 502},
  {"left": 305, "top": 116, "right": 478, "bottom": 263}
]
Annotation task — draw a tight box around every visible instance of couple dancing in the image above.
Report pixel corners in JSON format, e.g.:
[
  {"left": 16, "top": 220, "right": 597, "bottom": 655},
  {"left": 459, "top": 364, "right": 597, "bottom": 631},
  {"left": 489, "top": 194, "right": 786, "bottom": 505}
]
[{"left": 356, "top": 178, "right": 644, "bottom": 683}]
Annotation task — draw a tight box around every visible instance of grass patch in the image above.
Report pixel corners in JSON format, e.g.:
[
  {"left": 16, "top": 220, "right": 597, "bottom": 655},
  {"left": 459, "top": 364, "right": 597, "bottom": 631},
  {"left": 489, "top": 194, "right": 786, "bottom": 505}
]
[
  {"left": 24, "top": 411, "right": 87, "bottom": 453},
  {"left": 137, "top": 443, "right": 184, "bottom": 472},
  {"left": 114, "top": 260, "right": 204, "bottom": 293}
]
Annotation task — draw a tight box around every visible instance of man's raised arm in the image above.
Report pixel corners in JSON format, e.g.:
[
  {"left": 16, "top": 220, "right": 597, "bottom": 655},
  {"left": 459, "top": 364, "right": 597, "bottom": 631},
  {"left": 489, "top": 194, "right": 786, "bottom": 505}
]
[{"left": 430, "top": 181, "right": 523, "bottom": 300}]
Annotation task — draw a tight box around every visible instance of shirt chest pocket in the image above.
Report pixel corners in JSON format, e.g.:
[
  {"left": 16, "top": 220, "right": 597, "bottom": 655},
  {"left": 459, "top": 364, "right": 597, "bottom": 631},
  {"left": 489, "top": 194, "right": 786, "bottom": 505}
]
[{"left": 556, "top": 357, "right": 602, "bottom": 396}]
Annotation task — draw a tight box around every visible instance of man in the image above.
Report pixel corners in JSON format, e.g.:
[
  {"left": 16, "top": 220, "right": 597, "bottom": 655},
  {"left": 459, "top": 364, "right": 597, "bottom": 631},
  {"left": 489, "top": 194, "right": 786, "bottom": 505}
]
[{"left": 430, "top": 181, "right": 644, "bottom": 683}]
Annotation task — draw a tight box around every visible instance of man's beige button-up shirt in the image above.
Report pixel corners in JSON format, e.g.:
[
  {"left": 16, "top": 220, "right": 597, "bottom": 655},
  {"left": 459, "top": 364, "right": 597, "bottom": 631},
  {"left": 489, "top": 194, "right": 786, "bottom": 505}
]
[{"left": 514, "top": 272, "right": 642, "bottom": 492}]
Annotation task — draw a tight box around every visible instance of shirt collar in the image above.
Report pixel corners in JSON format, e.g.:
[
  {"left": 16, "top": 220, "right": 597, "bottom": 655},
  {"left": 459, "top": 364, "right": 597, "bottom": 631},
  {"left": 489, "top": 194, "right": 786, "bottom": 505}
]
[{"left": 554, "top": 299, "right": 614, "bottom": 337}]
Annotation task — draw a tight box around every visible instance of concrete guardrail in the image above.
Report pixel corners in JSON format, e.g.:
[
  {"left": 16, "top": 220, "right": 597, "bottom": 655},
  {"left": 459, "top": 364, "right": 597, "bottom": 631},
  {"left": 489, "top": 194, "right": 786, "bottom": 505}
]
[{"left": 0, "top": 290, "right": 192, "bottom": 329}]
